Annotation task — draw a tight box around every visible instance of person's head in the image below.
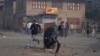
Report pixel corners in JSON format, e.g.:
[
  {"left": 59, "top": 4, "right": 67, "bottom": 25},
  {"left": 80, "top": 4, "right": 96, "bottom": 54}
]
[
  {"left": 35, "top": 20, "right": 39, "bottom": 24},
  {"left": 32, "top": 20, "right": 36, "bottom": 24}
]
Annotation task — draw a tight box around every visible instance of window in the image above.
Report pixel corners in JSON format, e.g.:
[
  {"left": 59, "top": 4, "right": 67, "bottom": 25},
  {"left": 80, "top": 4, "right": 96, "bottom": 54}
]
[
  {"left": 67, "top": 2, "right": 80, "bottom": 11},
  {"left": 32, "top": 0, "right": 46, "bottom": 9},
  {"left": 77, "top": 3, "right": 80, "bottom": 10},
  {"left": 51, "top": 0, "right": 63, "bottom": 9}
]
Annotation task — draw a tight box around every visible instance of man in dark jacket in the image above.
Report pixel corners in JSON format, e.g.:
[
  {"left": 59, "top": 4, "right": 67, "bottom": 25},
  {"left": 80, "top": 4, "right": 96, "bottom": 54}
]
[
  {"left": 30, "top": 20, "right": 41, "bottom": 44},
  {"left": 28, "top": 20, "right": 41, "bottom": 47}
]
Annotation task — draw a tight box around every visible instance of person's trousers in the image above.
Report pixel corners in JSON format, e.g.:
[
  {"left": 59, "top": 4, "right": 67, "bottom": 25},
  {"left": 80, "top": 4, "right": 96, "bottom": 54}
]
[
  {"left": 32, "top": 35, "right": 39, "bottom": 44},
  {"left": 27, "top": 35, "right": 39, "bottom": 46},
  {"left": 50, "top": 37, "right": 61, "bottom": 53},
  {"left": 56, "top": 43, "right": 60, "bottom": 53},
  {"left": 26, "top": 28, "right": 31, "bottom": 34},
  {"left": 44, "top": 38, "right": 55, "bottom": 49},
  {"left": 44, "top": 37, "right": 61, "bottom": 53},
  {"left": 55, "top": 38, "right": 61, "bottom": 53}
]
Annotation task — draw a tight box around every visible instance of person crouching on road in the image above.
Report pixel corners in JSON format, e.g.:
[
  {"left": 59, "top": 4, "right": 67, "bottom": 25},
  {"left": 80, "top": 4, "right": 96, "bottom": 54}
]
[{"left": 44, "top": 25, "right": 61, "bottom": 56}]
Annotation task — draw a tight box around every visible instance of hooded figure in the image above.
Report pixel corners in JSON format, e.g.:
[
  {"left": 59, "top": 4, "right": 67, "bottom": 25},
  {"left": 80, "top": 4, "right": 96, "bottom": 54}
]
[
  {"left": 30, "top": 20, "right": 41, "bottom": 35},
  {"left": 44, "top": 25, "right": 61, "bottom": 55},
  {"left": 30, "top": 20, "right": 41, "bottom": 44}
]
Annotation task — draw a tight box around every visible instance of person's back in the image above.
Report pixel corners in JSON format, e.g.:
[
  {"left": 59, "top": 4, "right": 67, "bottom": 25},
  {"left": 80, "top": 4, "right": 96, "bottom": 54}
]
[
  {"left": 44, "top": 25, "right": 61, "bottom": 56},
  {"left": 51, "top": 25, "right": 59, "bottom": 39},
  {"left": 50, "top": 25, "right": 61, "bottom": 55},
  {"left": 30, "top": 23, "right": 41, "bottom": 35},
  {"left": 44, "top": 27, "right": 54, "bottom": 38}
]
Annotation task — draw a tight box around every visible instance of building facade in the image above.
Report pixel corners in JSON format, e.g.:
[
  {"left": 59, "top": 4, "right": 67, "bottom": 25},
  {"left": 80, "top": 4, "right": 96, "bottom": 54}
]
[{"left": 16, "top": 0, "right": 85, "bottom": 30}]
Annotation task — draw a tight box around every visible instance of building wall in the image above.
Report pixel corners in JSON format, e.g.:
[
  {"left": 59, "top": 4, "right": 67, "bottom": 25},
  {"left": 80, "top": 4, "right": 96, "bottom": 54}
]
[
  {"left": 15, "top": 0, "right": 85, "bottom": 30},
  {"left": 0, "top": 0, "right": 85, "bottom": 31},
  {"left": 24, "top": 0, "right": 85, "bottom": 29},
  {"left": 12, "top": 0, "right": 25, "bottom": 31},
  {"left": 58, "top": 3, "right": 85, "bottom": 29},
  {"left": 26, "top": 0, "right": 45, "bottom": 16},
  {"left": 25, "top": 0, "right": 85, "bottom": 20}
]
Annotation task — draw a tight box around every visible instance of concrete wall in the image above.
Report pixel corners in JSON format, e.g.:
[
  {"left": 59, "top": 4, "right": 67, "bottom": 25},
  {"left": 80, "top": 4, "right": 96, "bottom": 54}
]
[
  {"left": 0, "top": 0, "right": 5, "bottom": 29},
  {"left": 14, "top": 0, "right": 26, "bottom": 31},
  {"left": 0, "top": 12, "right": 3, "bottom": 29}
]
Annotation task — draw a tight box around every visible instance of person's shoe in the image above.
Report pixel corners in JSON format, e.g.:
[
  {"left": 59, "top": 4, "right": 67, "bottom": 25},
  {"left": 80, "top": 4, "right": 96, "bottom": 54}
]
[
  {"left": 26, "top": 46, "right": 30, "bottom": 49},
  {"left": 49, "top": 49, "right": 53, "bottom": 52},
  {"left": 24, "top": 46, "right": 30, "bottom": 49}
]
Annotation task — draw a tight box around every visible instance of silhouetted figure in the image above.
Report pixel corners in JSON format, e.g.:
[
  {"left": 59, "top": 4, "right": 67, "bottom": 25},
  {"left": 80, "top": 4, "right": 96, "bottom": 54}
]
[
  {"left": 65, "top": 22, "right": 70, "bottom": 37},
  {"left": 26, "top": 20, "right": 41, "bottom": 48},
  {"left": 85, "top": 22, "right": 91, "bottom": 37},
  {"left": 81, "top": 22, "right": 85, "bottom": 36},
  {"left": 58, "top": 21, "right": 65, "bottom": 37},
  {"left": 44, "top": 25, "right": 61, "bottom": 56},
  {"left": 91, "top": 22, "right": 98, "bottom": 37}
]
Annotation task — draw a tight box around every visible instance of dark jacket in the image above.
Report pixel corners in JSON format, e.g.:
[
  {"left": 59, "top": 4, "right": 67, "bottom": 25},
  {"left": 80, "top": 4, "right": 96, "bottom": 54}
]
[
  {"left": 30, "top": 23, "right": 41, "bottom": 35},
  {"left": 44, "top": 26, "right": 59, "bottom": 48},
  {"left": 44, "top": 27, "right": 54, "bottom": 38}
]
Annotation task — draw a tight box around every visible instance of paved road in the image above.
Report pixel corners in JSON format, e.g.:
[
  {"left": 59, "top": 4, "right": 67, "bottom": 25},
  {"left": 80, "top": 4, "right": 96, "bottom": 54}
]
[{"left": 0, "top": 31, "right": 100, "bottom": 56}]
